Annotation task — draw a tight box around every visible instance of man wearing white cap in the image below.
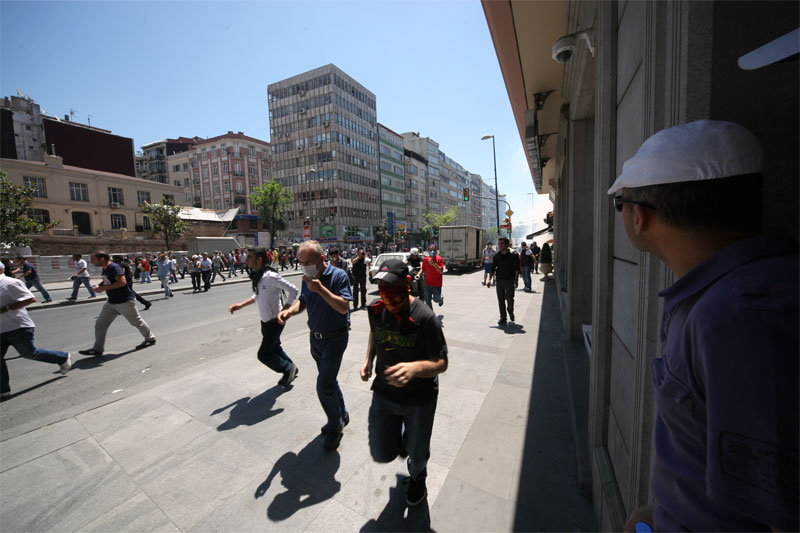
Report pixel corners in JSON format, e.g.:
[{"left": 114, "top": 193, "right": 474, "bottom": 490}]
[
  {"left": 0, "top": 261, "right": 71, "bottom": 399},
  {"left": 615, "top": 120, "right": 798, "bottom": 532}
]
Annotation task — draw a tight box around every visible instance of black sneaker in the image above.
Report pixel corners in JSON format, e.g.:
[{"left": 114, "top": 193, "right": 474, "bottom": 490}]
[
  {"left": 136, "top": 338, "right": 156, "bottom": 350},
  {"left": 498, "top": 318, "right": 507, "bottom": 326},
  {"left": 323, "top": 429, "right": 343, "bottom": 451},
  {"left": 143, "top": 302, "right": 152, "bottom": 311},
  {"left": 406, "top": 477, "right": 427, "bottom": 507},
  {"left": 509, "top": 312, "right": 515, "bottom": 322},
  {"left": 78, "top": 348, "right": 103, "bottom": 356},
  {"left": 279, "top": 364, "right": 298, "bottom": 387}
]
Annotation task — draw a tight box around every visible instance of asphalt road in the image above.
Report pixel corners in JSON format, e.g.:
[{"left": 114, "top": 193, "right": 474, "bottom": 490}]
[{"left": 1, "top": 272, "right": 380, "bottom": 435}]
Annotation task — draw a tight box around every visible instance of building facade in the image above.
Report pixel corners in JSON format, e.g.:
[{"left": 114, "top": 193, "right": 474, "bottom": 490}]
[
  {"left": 268, "top": 64, "right": 380, "bottom": 245},
  {"left": 377, "top": 123, "right": 406, "bottom": 240},
  {"left": 1, "top": 155, "right": 183, "bottom": 237},
  {"left": 140, "top": 137, "right": 198, "bottom": 184},
  {"left": 483, "top": 0, "right": 799, "bottom": 529}
]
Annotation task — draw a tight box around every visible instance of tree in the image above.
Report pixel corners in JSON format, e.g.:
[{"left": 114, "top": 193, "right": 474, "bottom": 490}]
[
  {"left": 0, "top": 170, "right": 58, "bottom": 246},
  {"left": 249, "top": 181, "right": 292, "bottom": 248},
  {"left": 140, "top": 202, "right": 190, "bottom": 250},
  {"left": 421, "top": 205, "right": 459, "bottom": 242}
]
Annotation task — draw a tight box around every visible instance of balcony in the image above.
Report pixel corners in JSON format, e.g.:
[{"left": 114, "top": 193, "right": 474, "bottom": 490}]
[{"left": 234, "top": 196, "right": 246, "bottom": 204}]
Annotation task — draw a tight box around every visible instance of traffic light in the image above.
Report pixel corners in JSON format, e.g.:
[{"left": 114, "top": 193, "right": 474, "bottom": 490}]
[
  {"left": 400, "top": 231, "right": 406, "bottom": 240},
  {"left": 463, "top": 187, "right": 470, "bottom": 201}
]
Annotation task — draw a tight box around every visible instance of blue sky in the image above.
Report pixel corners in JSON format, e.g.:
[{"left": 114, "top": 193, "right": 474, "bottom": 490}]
[{"left": 1, "top": 0, "right": 552, "bottom": 230}]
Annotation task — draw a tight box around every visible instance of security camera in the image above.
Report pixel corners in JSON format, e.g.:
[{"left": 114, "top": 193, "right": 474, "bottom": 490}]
[
  {"left": 551, "top": 29, "right": 595, "bottom": 64},
  {"left": 552, "top": 35, "right": 577, "bottom": 64}
]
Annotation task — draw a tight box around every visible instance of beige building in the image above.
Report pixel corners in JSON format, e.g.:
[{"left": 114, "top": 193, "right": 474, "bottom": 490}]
[
  {"left": 1, "top": 155, "right": 183, "bottom": 237},
  {"left": 483, "top": 0, "right": 798, "bottom": 529}
]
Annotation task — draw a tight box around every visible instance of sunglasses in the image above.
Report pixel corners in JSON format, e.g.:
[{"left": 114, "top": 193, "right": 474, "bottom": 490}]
[{"left": 613, "top": 195, "right": 657, "bottom": 212}]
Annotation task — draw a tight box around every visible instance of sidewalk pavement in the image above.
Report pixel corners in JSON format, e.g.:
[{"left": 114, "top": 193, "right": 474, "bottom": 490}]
[{"left": 0, "top": 271, "right": 595, "bottom": 532}]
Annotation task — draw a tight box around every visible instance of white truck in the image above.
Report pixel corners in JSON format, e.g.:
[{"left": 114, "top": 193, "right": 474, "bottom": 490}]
[{"left": 438, "top": 225, "right": 485, "bottom": 272}]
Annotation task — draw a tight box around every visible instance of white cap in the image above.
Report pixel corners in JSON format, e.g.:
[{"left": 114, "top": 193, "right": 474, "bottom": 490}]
[{"left": 607, "top": 120, "right": 763, "bottom": 195}]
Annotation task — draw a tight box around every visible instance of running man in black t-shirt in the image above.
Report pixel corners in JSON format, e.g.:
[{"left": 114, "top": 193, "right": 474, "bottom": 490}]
[
  {"left": 78, "top": 251, "right": 156, "bottom": 356},
  {"left": 360, "top": 259, "right": 448, "bottom": 507}
]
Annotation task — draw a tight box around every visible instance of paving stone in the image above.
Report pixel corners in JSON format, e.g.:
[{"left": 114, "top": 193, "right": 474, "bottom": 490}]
[
  {"left": 306, "top": 497, "right": 368, "bottom": 532},
  {"left": 478, "top": 381, "right": 531, "bottom": 428},
  {"left": 77, "top": 492, "right": 179, "bottom": 532},
  {"left": 0, "top": 417, "right": 89, "bottom": 473},
  {"left": 430, "top": 476, "right": 510, "bottom": 532},
  {"left": 448, "top": 440, "right": 517, "bottom": 501}
]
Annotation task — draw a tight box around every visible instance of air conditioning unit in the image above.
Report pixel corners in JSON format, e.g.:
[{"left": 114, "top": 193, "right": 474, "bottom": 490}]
[
  {"left": 110, "top": 202, "right": 120, "bottom": 208},
  {"left": 299, "top": 90, "right": 306, "bottom": 97},
  {"left": 314, "top": 142, "right": 321, "bottom": 148},
  {"left": 296, "top": 145, "right": 305, "bottom": 151},
  {"left": 298, "top": 107, "right": 306, "bottom": 114},
  {"left": 322, "top": 121, "right": 330, "bottom": 127}
]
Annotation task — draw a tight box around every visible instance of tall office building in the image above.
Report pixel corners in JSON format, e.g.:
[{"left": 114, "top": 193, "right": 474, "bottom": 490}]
[
  {"left": 377, "top": 123, "right": 406, "bottom": 240},
  {"left": 268, "top": 64, "right": 380, "bottom": 245}
]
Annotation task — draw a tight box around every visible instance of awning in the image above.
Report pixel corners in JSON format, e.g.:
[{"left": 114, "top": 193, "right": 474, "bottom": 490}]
[
  {"left": 234, "top": 214, "right": 260, "bottom": 220},
  {"left": 527, "top": 226, "right": 553, "bottom": 239}
]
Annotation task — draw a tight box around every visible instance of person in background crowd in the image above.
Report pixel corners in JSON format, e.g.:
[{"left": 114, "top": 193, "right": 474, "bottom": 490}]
[
  {"left": 211, "top": 251, "right": 226, "bottom": 283},
  {"left": 156, "top": 252, "right": 173, "bottom": 298},
  {"left": 618, "top": 120, "right": 798, "bottom": 532},
  {"left": 227, "top": 251, "right": 238, "bottom": 278},
  {"left": 200, "top": 252, "right": 213, "bottom": 291},
  {"left": 350, "top": 247, "right": 368, "bottom": 310},
  {"left": 66, "top": 253, "right": 96, "bottom": 301},
  {"left": 14, "top": 256, "right": 52, "bottom": 303},
  {"left": 481, "top": 241, "right": 495, "bottom": 287},
  {"left": 189, "top": 255, "right": 202, "bottom": 293},
  {"left": 78, "top": 251, "right": 156, "bottom": 356},
  {"left": 278, "top": 240, "right": 353, "bottom": 450},
  {"left": 488, "top": 237, "right": 519, "bottom": 326},
  {"left": 361, "top": 259, "right": 448, "bottom": 507},
  {"left": 538, "top": 243, "right": 553, "bottom": 281},
  {"left": 140, "top": 257, "right": 152, "bottom": 283},
  {"left": 418, "top": 245, "right": 444, "bottom": 308},
  {"left": 238, "top": 249, "right": 248, "bottom": 274},
  {"left": 530, "top": 241, "right": 541, "bottom": 274},
  {"left": 229, "top": 247, "right": 300, "bottom": 387},
  {"left": 519, "top": 242, "right": 537, "bottom": 293},
  {"left": 168, "top": 254, "right": 179, "bottom": 284},
  {"left": 1, "top": 260, "right": 71, "bottom": 399}
]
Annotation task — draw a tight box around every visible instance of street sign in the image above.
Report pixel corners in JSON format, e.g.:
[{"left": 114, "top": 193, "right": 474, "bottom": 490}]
[
  {"left": 505, "top": 209, "right": 514, "bottom": 217},
  {"left": 499, "top": 224, "right": 510, "bottom": 230},
  {"left": 387, "top": 211, "right": 394, "bottom": 234}
]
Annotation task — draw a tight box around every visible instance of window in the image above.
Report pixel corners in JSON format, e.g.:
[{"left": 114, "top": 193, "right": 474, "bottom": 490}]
[
  {"left": 23, "top": 176, "right": 47, "bottom": 197},
  {"left": 235, "top": 182, "right": 243, "bottom": 194},
  {"left": 234, "top": 162, "right": 241, "bottom": 176},
  {"left": 233, "top": 144, "right": 240, "bottom": 157},
  {"left": 224, "top": 182, "right": 230, "bottom": 193},
  {"left": 30, "top": 208, "right": 50, "bottom": 224},
  {"left": 162, "top": 194, "right": 175, "bottom": 205},
  {"left": 222, "top": 162, "right": 229, "bottom": 174},
  {"left": 182, "top": 163, "right": 188, "bottom": 171},
  {"left": 249, "top": 219, "right": 258, "bottom": 230},
  {"left": 110, "top": 213, "right": 127, "bottom": 229},
  {"left": 202, "top": 166, "right": 209, "bottom": 178},
  {"left": 172, "top": 164, "right": 180, "bottom": 172},
  {"left": 249, "top": 164, "right": 256, "bottom": 176},
  {"left": 142, "top": 216, "right": 151, "bottom": 230},
  {"left": 137, "top": 191, "right": 151, "bottom": 205},
  {"left": 248, "top": 146, "right": 256, "bottom": 157},
  {"left": 69, "top": 182, "right": 89, "bottom": 202},
  {"left": 107, "top": 187, "right": 124, "bottom": 205}
]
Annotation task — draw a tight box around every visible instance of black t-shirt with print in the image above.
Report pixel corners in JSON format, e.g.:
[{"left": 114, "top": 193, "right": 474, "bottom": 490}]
[
  {"left": 367, "top": 297, "right": 447, "bottom": 405},
  {"left": 102, "top": 262, "right": 135, "bottom": 303}
]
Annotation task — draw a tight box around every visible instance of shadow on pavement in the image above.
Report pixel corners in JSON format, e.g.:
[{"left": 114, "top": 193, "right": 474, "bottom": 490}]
[
  {"left": 71, "top": 349, "right": 138, "bottom": 369},
  {"left": 0, "top": 376, "right": 64, "bottom": 402},
  {"left": 512, "top": 281, "right": 596, "bottom": 531},
  {"left": 361, "top": 474, "right": 433, "bottom": 532},
  {"left": 211, "top": 386, "right": 286, "bottom": 431},
  {"left": 254, "top": 433, "right": 341, "bottom": 521}
]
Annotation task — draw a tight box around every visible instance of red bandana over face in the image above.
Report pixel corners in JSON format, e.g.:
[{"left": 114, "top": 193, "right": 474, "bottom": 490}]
[{"left": 378, "top": 284, "right": 409, "bottom": 318}]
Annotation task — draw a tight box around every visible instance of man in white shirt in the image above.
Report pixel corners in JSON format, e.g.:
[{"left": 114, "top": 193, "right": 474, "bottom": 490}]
[
  {"left": 66, "top": 253, "right": 96, "bottom": 301},
  {"left": 481, "top": 241, "right": 496, "bottom": 287},
  {"left": 229, "top": 247, "right": 299, "bottom": 386},
  {"left": 1, "top": 261, "right": 71, "bottom": 399},
  {"left": 200, "top": 252, "right": 213, "bottom": 292}
]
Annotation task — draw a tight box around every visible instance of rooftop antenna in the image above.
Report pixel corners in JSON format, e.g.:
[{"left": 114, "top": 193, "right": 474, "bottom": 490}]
[
  {"left": 16, "top": 88, "right": 24, "bottom": 98},
  {"left": 87, "top": 114, "right": 93, "bottom": 126},
  {"left": 69, "top": 108, "right": 77, "bottom": 121}
]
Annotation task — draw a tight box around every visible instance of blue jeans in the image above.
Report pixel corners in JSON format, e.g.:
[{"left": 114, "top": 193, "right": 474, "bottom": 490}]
[
  {"left": 70, "top": 276, "right": 96, "bottom": 299},
  {"left": 368, "top": 392, "right": 437, "bottom": 482},
  {"left": 309, "top": 332, "right": 349, "bottom": 432},
  {"left": 521, "top": 266, "right": 532, "bottom": 290},
  {"left": 257, "top": 319, "right": 293, "bottom": 374},
  {"left": 161, "top": 277, "right": 173, "bottom": 297},
  {"left": 1, "top": 327, "right": 68, "bottom": 394},
  {"left": 140, "top": 271, "right": 151, "bottom": 283},
  {"left": 25, "top": 278, "right": 50, "bottom": 301},
  {"left": 424, "top": 285, "right": 442, "bottom": 308}
]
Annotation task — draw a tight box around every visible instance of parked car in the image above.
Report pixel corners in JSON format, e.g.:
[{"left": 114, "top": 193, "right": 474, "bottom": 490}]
[{"left": 368, "top": 252, "right": 410, "bottom": 284}]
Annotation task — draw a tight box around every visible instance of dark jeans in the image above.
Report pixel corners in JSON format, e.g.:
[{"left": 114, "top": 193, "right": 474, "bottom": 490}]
[
  {"left": 211, "top": 267, "right": 225, "bottom": 282},
  {"left": 25, "top": 278, "right": 51, "bottom": 300},
  {"left": 521, "top": 265, "right": 532, "bottom": 290},
  {"left": 1, "top": 327, "right": 68, "bottom": 394},
  {"left": 201, "top": 270, "right": 212, "bottom": 291},
  {"left": 130, "top": 286, "right": 150, "bottom": 307},
  {"left": 309, "top": 332, "right": 349, "bottom": 432},
  {"left": 495, "top": 278, "right": 515, "bottom": 319},
  {"left": 190, "top": 272, "right": 202, "bottom": 291},
  {"left": 369, "top": 392, "right": 437, "bottom": 482},
  {"left": 70, "top": 276, "right": 96, "bottom": 299},
  {"left": 352, "top": 276, "right": 367, "bottom": 308},
  {"left": 257, "top": 319, "right": 293, "bottom": 374}
]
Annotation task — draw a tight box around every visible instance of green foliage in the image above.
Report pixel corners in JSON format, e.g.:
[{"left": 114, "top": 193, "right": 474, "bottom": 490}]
[
  {"left": 141, "top": 202, "right": 190, "bottom": 250},
  {"left": 421, "top": 205, "right": 459, "bottom": 240},
  {"left": 0, "top": 171, "right": 56, "bottom": 246},
  {"left": 249, "top": 181, "right": 292, "bottom": 248}
]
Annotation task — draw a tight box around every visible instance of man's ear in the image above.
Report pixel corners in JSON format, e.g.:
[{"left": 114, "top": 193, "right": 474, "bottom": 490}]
[{"left": 632, "top": 204, "right": 654, "bottom": 236}]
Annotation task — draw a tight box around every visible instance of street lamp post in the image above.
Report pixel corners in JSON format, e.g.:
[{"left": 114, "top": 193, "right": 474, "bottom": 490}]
[{"left": 481, "top": 134, "right": 501, "bottom": 241}]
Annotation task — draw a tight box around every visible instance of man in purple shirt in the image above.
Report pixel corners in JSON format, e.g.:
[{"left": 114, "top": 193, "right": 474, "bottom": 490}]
[{"left": 611, "top": 121, "right": 798, "bottom": 531}]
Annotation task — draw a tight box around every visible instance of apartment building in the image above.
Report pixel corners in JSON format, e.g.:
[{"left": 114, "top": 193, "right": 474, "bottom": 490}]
[
  {"left": 377, "top": 123, "right": 406, "bottom": 239},
  {"left": 268, "top": 64, "right": 380, "bottom": 244},
  {"left": 1, "top": 155, "right": 182, "bottom": 237},
  {"left": 140, "top": 137, "right": 198, "bottom": 184}
]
